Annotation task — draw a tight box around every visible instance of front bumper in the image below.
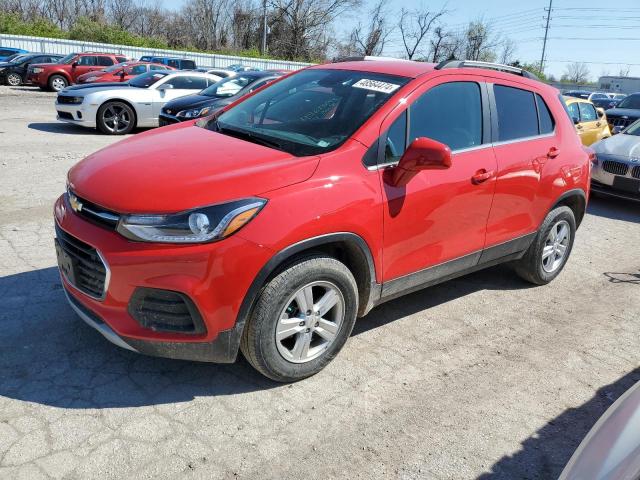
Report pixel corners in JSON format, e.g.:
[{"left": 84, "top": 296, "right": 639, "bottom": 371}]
[
  {"left": 54, "top": 194, "right": 272, "bottom": 362},
  {"left": 56, "top": 101, "right": 96, "bottom": 128}
]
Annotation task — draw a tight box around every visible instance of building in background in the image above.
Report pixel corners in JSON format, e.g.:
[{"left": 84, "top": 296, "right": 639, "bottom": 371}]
[{"left": 598, "top": 76, "right": 640, "bottom": 94}]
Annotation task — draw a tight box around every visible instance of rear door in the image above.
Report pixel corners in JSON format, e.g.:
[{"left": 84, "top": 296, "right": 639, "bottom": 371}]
[
  {"left": 72, "top": 56, "right": 99, "bottom": 81},
  {"left": 484, "top": 80, "right": 558, "bottom": 248}
]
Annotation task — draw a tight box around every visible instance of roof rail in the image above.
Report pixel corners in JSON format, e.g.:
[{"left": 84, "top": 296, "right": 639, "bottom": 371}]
[
  {"left": 434, "top": 60, "right": 539, "bottom": 80},
  {"left": 332, "top": 55, "right": 406, "bottom": 63}
]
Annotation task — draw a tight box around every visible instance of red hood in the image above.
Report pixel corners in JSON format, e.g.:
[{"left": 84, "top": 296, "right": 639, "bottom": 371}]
[{"left": 68, "top": 123, "right": 320, "bottom": 213}]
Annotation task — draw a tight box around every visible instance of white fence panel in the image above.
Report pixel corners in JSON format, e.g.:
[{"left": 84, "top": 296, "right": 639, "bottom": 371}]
[{"left": 0, "top": 33, "right": 312, "bottom": 70}]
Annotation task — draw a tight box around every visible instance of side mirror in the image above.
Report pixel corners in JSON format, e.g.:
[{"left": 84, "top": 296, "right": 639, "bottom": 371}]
[
  {"left": 119, "top": 70, "right": 127, "bottom": 78},
  {"left": 596, "top": 108, "right": 605, "bottom": 118},
  {"left": 572, "top": 116, "right": 580, "bottom": 125},
  {"left": 158, "top": 83, "right": 174, "bottom": 91},
  {"left": 71, "top": 61, "right": 78, "bottom": 68},
  {"left": 387, "top": 137, "right": 452, "bottom": 187}
]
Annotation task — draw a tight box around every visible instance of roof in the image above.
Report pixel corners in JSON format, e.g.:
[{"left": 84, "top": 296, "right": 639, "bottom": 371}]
[
  {"left": 563, "top": 96, "right": 594, "bottom": 105},
  {"left": 314, "top": 59, "right": 437, "bottom": 78}
]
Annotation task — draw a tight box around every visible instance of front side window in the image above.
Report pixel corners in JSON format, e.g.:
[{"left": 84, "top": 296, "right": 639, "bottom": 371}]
[
  {"left": 494, "top": 84, "right": 538, "bottom": 141},
  {"left": 165, "top": 76, "right": 207, "bottom": 89},
  {"left": 168, "top": 59, "right": 179, "bottom": 68},
  {"left": 116, "top": 56, "right": 127, "bottom": 63},
  {"left": 578, "top": 102, "right": 597, "bottom": 122},
  {"left": 385, "top": 111, "right": 407, "bottom": 164},
  {"left": 129, "top": 65, "right": 148, "bottom": 75},
  {"left": 410, "top": 82, "right": 483, "bottom": 151},
  {"left": 616, "top": 95, "right": 640, "bottom": 109},
  {"left": 77, "top": 56, "right": 96, "bottom": 66},
  {"left": 211, "top": 69, "right": 410, "bottom": 156}
]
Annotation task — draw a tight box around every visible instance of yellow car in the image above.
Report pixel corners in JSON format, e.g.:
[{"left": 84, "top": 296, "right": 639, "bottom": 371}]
[{"left": 564, "top": 96, "right": 611, "bottom": 146}]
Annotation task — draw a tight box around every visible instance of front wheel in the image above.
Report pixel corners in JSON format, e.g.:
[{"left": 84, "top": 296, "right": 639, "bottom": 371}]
[
  {"left": 514, "top": 206, "right": 576, "bottom": 285},
  {"left": 48, "top": 74, "right": 68, "bottom": 92},
  {"left": 6, "top": 73, "right": 22, "bottom": 86},
  {"left": 240, "top": 256, "right": 358, "bottom": 382},
  {"left": 97, "top": 101, "right": 136, "bottom": 135}
]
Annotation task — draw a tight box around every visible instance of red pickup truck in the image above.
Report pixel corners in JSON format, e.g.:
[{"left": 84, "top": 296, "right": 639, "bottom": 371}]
[{"left": 27, "top": 52, "right": 128, "bottom": 91}]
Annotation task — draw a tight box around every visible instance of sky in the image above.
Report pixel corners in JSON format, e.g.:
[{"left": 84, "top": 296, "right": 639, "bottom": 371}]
[{"left": 161, "top": 0, "right": 640, "bottom": 81}]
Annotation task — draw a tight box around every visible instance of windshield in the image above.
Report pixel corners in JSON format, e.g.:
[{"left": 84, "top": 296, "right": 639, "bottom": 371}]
[
  {"left": 623, "top": 119, "right": 640, "bottom": 136},
  {"left": 616, "top": 95, "right": 640, "bottom": 109},
  {"left": 200, "top": 75, "right": 254, "bottom": 97},
  {"left": 58, "top": 53, "right": 77, "bottom": 64},
  {"left": 7, "top": 54, "right": 28, "bottom": 64},
  {"left": 129, "top": 71, "right": 169, "bottom": 88},
  {"left": 209, "top": 69, "right": 410, "bottom": 156}
]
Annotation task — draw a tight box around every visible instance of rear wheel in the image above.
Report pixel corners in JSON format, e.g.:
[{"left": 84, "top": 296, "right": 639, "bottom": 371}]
[
  {"left": 48, "top": 75, "right": 68, "bottom": 92},
  {"left": 241, "top": 256, "right": 358, "bottom": 382},
  {"left": 514, "top": 206, "right": 576, "bottom": 285},
  {"left": 97, "top": 101, "right": 136, "bottom": 135},
  {"left": 6, "top": 73, "right": 21, "bottom": 86}
]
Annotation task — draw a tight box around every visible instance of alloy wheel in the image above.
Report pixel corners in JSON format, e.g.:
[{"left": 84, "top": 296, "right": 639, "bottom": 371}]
[
  {"left": 51, "top": 77, "right": 66, "bottom": 91},
  {"left": 275, "top": 281, "right": 345, "bottom": 363},
  {"left": 102, "top": 104, "right": 132, "bottom": 134},
  {"left": 542, "top": 220, "right": 571, "bottom": 273},
  {"left": 7, "top": 73, "right": 21, "bottom": 86}
]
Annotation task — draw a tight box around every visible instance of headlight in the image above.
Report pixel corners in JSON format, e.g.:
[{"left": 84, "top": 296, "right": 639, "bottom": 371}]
[
  {"left": 32, "top": 67, "right": 43, "bottom": 73},
  {"left": 58, "top": 96, "right": 83, "bottom": 104},
  {"left": 116, "top": 198, "right": 266, "bottom": 243},
  {"left": 177, "top": 106, "right": 211, "bottom": 119}
]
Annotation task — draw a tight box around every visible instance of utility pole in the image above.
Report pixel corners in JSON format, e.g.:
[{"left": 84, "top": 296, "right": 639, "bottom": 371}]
[
  {"left": 261, "top": 0, "right": 268, "bottom": 55},
  {"left": 539, "top": 0, "right": 553, "bottom": 73}
]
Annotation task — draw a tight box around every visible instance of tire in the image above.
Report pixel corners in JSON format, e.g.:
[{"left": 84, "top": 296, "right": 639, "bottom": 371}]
[
  {"left": 241, "top": 255, "right": 358, "bottom": 382},
  {"left": 97, "top": 101, "right": 136, "bottom": 135},
  {"left": 48, "top": 74, "right": 68, "bottom": 92},
  {"left": 514, "top": 206, "right": 576, "bottom": 285},
  {"left": 6, "top": 73, "right": 21, "bottom": 86}
]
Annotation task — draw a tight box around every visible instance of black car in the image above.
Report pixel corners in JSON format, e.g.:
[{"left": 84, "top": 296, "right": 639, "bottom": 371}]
[
  {"left": 605, "top": 93, "right": 640, "bottom": 134},
  {"left": 588, "top": 93, "right": 618, "bottom": 110},
  {"left": 0, "top": 53, "right": 63, "bottom": 86},
  {"left": 159, "top": 71, "right": 281, "bottom": 125}
]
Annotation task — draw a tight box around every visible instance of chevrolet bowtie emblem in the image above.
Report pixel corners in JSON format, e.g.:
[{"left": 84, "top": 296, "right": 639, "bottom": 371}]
[{"left": 69, "top": 194, "right": 83, "bottom": 213}]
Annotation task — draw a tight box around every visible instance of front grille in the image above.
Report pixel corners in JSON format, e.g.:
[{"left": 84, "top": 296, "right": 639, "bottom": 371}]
[
  {"left": 57, "top": 111, "right": 73, "bottom": 120},
  {"left": 632, "top": 166, "right": 640, "bottom": 179},
  {"left": 128, "top": 288, "right": 206, "bottom": 334},
  {"left": 609, "top": 117, "right": 635, "bottom": 129},
  {"left": 56, "top": 226, "right": 108, "bottom": 299},
  {"left": 602, "top": 160, "right": 629, "bottom": 176},
  {"left": 67, "top": 191, "right": 120, "bottom": 230}
]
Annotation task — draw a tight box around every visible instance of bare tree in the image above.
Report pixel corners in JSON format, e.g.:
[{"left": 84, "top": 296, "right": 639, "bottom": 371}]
[
  {"left": 349, "top": 0, "right": 392, "bottom": 57},
  {"left": 428, "top": 26, "right": 459, "bottom": 62},
  {"left": 563, "top": 62, "right": 590, "bottom": 84},
  {"left": 499, "top": 37, "right": 516, "bottom": 65},
  {"left": 108, "top": 0, "right": 138, "bottom": 30},
  {"left": 618, "top": 65, "right": 631, "bottom": 77},
  {"left": 398, "top": 5, "right": 445, "bottom": 60},
  {"left": 462, "top": 20, "right": 497, "bottom": 62}
]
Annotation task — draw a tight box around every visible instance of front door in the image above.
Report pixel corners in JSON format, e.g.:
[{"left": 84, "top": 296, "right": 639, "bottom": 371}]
[{"left": 379, "top": 78, "right": 496, "bottom": 290}]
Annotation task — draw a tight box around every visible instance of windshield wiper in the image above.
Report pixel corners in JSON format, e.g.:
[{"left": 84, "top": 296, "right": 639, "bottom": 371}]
[{"left": 218, "top": 125, "right": 286, "bottom": 151}]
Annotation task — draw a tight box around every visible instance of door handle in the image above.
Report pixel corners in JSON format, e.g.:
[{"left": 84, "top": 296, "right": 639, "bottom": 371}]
[
  {"left": 547, "top": 147, "right": 560, "bottom": 159},
  {"left": 576, "top": 125, "right": 583, "bottom": 130},
  {"left": 596, "top": 122, "right": 601, "bottom": 127},
  {"left": 471, "top": 169, "right": 495, "bottom": 184}
]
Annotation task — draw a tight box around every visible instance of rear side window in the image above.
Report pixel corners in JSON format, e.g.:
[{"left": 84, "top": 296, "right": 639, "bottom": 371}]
[
  {"left": 535, "top": 94, "right": 555, "bottom": 134},
  {"left": 129, "top": 65, "right": 147, "bottom": 75},
  {"left": 149, "top": 64, "right": 165, "bottom": 71},
  {"left": 97, "top": 56, "right": 114, "bottom": 66},
  {"left": 181, "top": 60, "right": 196, "bottom": 70},
  {"left": 578, "top": 102, "right": 597, "bottom": 122},
  {"left": 410, "top": 82, "right": 483, "bottom": 151},
  {"left": 494, "top": 85, "right": 538, "bottom": 141},
  {"left": 116, "top": 56, "right": 127, "bottom": 63}
]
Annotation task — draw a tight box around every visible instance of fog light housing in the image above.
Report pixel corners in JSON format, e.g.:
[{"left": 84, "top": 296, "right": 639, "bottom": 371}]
[{"left": 128, "top": 287, "right": 206, "bottom": 334}]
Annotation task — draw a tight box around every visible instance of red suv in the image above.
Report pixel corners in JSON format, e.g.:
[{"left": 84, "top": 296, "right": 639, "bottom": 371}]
[
  {"left": 75, "top": 61, "right": 174, "bottom": 84},
  {"left": 54, "top": 59, "right": 590, "bottom": 382},
  {"left": 28, "top": 52, "right": 128, "bottom": 91}
]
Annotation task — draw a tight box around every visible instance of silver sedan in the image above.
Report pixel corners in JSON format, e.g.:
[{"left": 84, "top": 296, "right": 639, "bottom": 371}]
[
  {"left": 55, "top": 70, "right": 222, "bottom": 135},
  {"left": 591, "top": 120, "right": 640, "bottom": 202}
]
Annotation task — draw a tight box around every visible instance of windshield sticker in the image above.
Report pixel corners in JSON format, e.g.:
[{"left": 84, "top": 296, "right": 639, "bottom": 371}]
[{"left": 352, "top": 79, "right": 400, "bottom": 94}]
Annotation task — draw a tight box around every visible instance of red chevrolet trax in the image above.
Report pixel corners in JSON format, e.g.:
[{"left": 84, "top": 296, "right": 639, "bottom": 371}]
[
  {"left": 28, "top": 52, "right": 128, "bottom": 91},
  {"left": 54, "top": 59, "right": 590, "bottom": 382}
]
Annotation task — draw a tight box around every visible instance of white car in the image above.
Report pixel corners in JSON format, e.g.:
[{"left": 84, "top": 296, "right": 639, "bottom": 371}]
[{"left": 55, "top": 71, "right": 222, "bottom": 134}]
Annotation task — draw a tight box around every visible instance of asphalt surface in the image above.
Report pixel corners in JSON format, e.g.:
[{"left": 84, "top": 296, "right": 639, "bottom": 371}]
[{"left": 1, "top": 84, "right": 639, "bottom": 480}]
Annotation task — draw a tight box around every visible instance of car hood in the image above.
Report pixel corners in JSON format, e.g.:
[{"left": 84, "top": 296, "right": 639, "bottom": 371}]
[
  {"left": 592, "top": 134, "right": 640, "bottom": 159},
  {"left": 68, "top": 122, "right": 319, "bottom": 213},
  {"left": 163, "top": 93, "right": 230, "bottom": 113},
  {"left": 604, "top": 108, "right": 640, "bottom": 117},
  {"left": 62, "top": 83, "right": 131, "bottom": 93}
]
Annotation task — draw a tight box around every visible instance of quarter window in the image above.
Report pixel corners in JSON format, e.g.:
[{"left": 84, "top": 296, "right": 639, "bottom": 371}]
[
  {"left": 535, "top": 94, "right": 555, "bottom": 134},
  {"left": 410, "top": 82, "right": 483, "bottom": 151},
  {"left": 494, "top": 85, "right": 538, "bottom": 141},
  {"left": 567, "top": 102, "right": 580, "bottom": 122},
  {"left": 578, "top": 102, "right": 597, "bottom": 122}
]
